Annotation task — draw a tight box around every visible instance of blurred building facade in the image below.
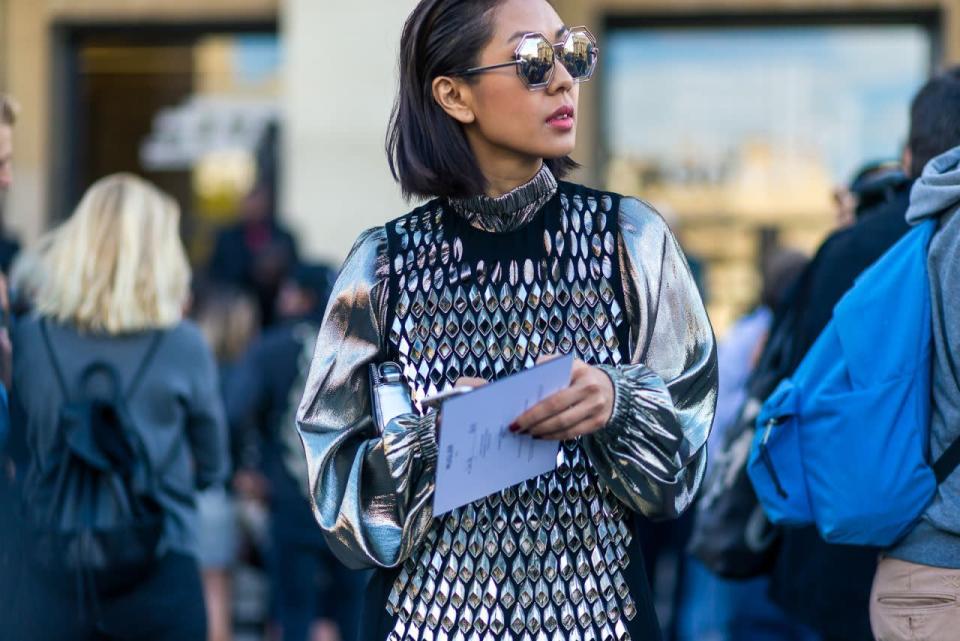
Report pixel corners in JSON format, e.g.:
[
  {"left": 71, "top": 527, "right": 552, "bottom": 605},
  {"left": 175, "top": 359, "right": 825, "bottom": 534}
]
[
  {"left": 2, "top": 0, "right": 960, "bottom": 331},
  {"left": 0, "top": 0, "right": 279, "bottom": 263}
]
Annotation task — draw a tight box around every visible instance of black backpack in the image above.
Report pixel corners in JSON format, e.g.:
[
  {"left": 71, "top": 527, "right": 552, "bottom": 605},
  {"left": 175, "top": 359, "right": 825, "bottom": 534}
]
[{"left": 25, "top": 321, "right": 169, "bottom": 592}]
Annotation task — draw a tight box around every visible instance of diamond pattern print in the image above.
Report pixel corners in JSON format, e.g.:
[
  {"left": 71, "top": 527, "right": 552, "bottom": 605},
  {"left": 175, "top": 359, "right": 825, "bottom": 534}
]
[{"left": 384, "top": 188, "right": 634, "bottom": 640}]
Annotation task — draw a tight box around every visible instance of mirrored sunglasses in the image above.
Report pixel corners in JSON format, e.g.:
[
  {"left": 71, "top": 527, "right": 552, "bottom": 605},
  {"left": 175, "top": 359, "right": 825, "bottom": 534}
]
[{"left": 453, "top": 27, "right": 599, "bottom": 90}]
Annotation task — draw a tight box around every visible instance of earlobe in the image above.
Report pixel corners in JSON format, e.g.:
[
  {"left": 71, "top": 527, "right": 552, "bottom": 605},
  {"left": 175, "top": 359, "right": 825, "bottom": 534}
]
[
  {"left": 432, "top": 76, "right": 476, "bottom": 125},
  {"left": 902, "top": 147, "right": 914, "bottom": 176}
]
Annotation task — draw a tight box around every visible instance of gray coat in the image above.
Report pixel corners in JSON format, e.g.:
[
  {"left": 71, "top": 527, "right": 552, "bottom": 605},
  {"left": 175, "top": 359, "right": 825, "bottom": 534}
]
[
  {"left": 891, "top": 145, "right": 960, "bottom": 568},
  {"left": 13, "top": 316, "right": 229, "bottom": 557}
]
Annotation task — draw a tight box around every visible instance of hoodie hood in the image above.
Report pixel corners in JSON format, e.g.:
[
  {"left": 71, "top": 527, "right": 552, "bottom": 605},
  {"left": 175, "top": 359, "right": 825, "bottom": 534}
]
[{"left": 906, "top": 145, "right": 960, "bottom": 224}]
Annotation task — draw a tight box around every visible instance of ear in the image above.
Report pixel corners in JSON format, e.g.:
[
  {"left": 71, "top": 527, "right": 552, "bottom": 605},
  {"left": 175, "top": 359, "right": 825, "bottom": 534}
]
[
  {"left": 901, "top": 146, "right": 914, "bottom": 177},
  {"left": 432, "top": 76, "right": 476, "bottom": 125}
]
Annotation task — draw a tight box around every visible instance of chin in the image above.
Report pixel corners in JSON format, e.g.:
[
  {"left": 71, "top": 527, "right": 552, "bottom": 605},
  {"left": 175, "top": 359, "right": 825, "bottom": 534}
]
[
  {"left": 537, "top": 138, "right": 577, "bottom": 158},
  {"left": 540, "top": 142, "right": 577, "bottom": 160}
]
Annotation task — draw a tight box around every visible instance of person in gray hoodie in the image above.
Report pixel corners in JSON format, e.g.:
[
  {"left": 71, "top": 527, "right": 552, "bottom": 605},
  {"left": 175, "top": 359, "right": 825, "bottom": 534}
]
[{"left": 870, "top": 144, "right": 960, "bottom": 640}]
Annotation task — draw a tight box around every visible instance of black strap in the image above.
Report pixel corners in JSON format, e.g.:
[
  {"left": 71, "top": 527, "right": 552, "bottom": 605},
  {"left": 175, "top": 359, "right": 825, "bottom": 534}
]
[
  {"left": 39, "top": 318, "right": 164, "bottom": 402},
  {"left": 933, "top": 435, "right": 960, "bottom": 485},
  {"left": 125, "top": 331, "right": 164, "bottom": 400},
  {"left": 39, "top": 319, "right": 71, "bottom": 400}
]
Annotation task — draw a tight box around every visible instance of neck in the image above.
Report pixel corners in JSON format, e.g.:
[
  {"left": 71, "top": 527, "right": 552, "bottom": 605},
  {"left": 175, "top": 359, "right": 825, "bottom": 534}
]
[
  {"left": 467, "top": 133, "right": 544, "bottom": 198},
  {"left": 482, "top": 160, "right": 544, "bottom": 198}
]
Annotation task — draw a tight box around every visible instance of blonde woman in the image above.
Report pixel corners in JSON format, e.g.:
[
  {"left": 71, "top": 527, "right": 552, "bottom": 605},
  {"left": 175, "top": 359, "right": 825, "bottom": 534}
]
[{"left": 10, "top": 174, "right": 228, "bottom": 641}]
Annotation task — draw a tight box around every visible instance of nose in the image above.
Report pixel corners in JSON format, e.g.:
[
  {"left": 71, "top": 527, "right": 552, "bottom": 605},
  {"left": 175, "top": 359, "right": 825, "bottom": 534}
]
[{"left": 546, "top": 57, "right": 574, "bottom": 95}]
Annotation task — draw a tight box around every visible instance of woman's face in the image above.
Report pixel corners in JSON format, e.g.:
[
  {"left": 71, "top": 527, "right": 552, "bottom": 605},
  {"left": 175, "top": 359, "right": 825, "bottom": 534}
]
[{"left": 452, "top": 0, "right": 580, "bottom": 169}]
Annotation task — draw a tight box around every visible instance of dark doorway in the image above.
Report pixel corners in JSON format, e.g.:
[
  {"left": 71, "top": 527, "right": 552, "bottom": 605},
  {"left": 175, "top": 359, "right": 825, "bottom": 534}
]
[{"left": 51, "top": 21, "right": 279, "bottom": 251}]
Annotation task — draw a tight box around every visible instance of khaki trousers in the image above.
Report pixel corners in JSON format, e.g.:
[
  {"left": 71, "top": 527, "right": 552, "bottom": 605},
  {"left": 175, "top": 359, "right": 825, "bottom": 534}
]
[{"left": 870, "top": 556, "right": 960, "bottom": 641}]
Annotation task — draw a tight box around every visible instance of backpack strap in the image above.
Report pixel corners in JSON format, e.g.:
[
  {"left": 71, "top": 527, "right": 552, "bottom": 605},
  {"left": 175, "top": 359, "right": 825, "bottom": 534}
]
[
  {"left": 39, "top": 318, "right": 71, "bottom": 401},
  {"left": 933, "top": 436, "right": 960, "bottom": 485},
  {"left": 125, "top": 331, "right": 164, "bottom": 400},
  {"left": 39, "top": 319, "right": 164, "bottom": 402}
]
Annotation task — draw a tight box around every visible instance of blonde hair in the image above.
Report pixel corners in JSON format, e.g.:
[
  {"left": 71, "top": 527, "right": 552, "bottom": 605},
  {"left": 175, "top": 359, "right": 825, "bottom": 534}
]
[
  {"left": 195, "top": 287, "right": 259, "bottom": 364},
  {"left": 33, "top": 173, "right": 191, "bottom": 334}
]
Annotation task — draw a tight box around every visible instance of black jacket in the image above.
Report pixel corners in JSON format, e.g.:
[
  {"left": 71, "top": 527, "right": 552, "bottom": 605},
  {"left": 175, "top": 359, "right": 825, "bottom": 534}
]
[
  {"left": 227, "top": 321, "right": 323, "bottom": 544},
  {"left": 765, "top": 181, "right": 913, "bottom": 640}
]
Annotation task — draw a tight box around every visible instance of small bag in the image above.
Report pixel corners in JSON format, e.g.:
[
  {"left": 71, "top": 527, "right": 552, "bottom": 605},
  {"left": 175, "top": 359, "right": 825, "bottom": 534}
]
[{"left": 369, "top": 362, "right": 413, "bottom": 434}]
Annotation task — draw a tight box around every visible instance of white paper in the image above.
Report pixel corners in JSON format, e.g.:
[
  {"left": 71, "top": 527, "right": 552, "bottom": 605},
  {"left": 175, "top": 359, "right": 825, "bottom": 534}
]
[{"left": 433, "top": 353, "right": 575, "bottom": 516}]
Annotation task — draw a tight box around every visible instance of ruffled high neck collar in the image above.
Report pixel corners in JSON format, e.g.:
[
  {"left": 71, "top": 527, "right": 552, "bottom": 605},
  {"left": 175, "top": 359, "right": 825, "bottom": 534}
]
[{"left": 447, "top": 164, "right": 558, "bottom": 233}]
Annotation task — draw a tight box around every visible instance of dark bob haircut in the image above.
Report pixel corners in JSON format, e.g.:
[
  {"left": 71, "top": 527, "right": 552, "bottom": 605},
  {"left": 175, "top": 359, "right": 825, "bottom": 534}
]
[{"left": 386, "top": 0, "right": 578, "bottom": 201}]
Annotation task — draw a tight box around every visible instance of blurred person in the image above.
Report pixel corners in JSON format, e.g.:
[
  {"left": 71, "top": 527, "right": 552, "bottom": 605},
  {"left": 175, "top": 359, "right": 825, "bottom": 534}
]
[
  {"left": 678, "top": 248, "right": 815, "bottom": 641},
  {"left": 296, "top": 3, "right": 717, "bottom": 641},
  {"left": 762, "top": 67, "right": 960, "bottom": 641},
  {"left": 228, "top": 264, "right": 369, "bottom": 641},
  {"left": 869, "top": 144, "right": 960, "bottom": 640},
  {"left": 0, "top": 95, "right": 19, "bottom": 272},
  {"left": 208, "top": 180, "right": 299, "bottom": 328},
  {"left": 9, "top": 173, "right": 229, "bottom": 641},
  {"left": 192, "top": 284, "right": 261, "bottom": 641},
  {"left": 849, "top": 162, "right": 909, "bottom": 219},
  {"left": 833, "top": 161, "right": 910, "bottom": 229},
  {"left": 0, "top": 275, "right": 11, "bottom": 436},
  {"left": 0, "top": 97, "right": 21, "bottom": 634},
  {"left": 710, "top": 249, "right": 808, "bottom": 458},
  {"left": 7, "top": 234, "right": 48, "bottom": 316},
  {"left": 0, "top": 93, "right": 26, "bottom": 467},
  {"left": 0, "top": 275, "right": 17, "bottom": 641}
]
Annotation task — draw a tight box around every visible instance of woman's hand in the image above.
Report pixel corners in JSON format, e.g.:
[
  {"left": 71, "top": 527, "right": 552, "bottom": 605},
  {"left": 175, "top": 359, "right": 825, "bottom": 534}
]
[
  {"left": 455, "top": 377, "right": 488, "bottom": 389},
  {"left": 509, "top": 357, "right": 614, "bottom": 441}
]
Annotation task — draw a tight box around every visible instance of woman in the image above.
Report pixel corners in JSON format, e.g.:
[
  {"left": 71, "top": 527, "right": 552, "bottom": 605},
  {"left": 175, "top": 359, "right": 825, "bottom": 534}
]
[
  {"left": 296, "top": 1, "right": 717, "bottom": 639},
  {"left": 12, "top": 174, "right": 229, "bottom": 640},
  {"left": 193, "top": 284, "right": 259, "bottom": 641}
]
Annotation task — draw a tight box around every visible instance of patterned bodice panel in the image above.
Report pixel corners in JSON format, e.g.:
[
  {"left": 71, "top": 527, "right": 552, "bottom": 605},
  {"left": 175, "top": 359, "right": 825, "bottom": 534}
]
[
  {"left": 382, "top": 184, "right": 639, "bottom": 641},
  {"left": 386, "top": 442, "right": 638, "bottom": 641},
  {"left": 385, "top": 185, "right": 631, "bottom": 407}
]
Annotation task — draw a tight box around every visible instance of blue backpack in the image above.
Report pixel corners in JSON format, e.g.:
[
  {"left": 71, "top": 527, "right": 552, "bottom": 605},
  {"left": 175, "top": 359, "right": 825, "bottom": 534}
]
[{"left": 747, "top": 220, "right": 960, "bottom": 546}]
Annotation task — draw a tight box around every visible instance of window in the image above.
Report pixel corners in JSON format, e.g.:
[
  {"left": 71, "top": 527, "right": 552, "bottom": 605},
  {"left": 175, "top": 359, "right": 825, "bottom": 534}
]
[{"left": 603, "top": 21, "right": 932, "bottom": 331}]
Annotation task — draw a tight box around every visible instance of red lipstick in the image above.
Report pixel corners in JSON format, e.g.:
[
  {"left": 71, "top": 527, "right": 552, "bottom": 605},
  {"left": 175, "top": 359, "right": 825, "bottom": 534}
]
[{"left": 546, "top": 105, "right": 575, "bottom": 131}]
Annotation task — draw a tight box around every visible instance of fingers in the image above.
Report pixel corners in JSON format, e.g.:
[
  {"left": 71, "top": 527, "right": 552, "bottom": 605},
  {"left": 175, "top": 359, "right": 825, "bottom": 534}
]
[
  {"left": 530, "top": 387, "right": 611, "bottom": 440},
  {"left": 455, "top": 376, "right": 488, "bottom": 388},
  {"left": 525, "top": 401, "right": 595, "bottom": 439},
  {"left": 511, "top": 358, "right": 590, "bottom": 432},
  {"left": 511, "top": 360, "right": 613, "bottom": 441},
  {"left": 511, "top": 385, "right": 588, "bottom": 434}
]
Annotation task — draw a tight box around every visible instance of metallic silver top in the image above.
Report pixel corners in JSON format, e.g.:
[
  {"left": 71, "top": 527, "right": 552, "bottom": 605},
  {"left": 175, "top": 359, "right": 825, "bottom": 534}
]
[
  {"left": 295, "top": 191, "right": 718, "bottom": 640},
  {"left": 447, "top": 163, "right": 558, "bottom": 233}
]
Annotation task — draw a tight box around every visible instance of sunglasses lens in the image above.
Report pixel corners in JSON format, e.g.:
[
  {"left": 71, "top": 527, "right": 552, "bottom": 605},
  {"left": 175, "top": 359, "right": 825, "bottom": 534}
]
[
  {"left": 516, "top": 35, "right": 554, "bottom": 87},
  {"left": 561, "top": 30, "right": 598, "bottom": 80}
]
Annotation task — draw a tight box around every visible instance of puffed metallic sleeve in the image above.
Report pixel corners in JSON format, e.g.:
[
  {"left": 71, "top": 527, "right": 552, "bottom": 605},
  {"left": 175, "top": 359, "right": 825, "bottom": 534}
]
[
  {"left": 582, "top": 197, "right": 718, "bottom": 520},
  {"left": 296, "top": 227, "right": 439, "bottom": 570}
]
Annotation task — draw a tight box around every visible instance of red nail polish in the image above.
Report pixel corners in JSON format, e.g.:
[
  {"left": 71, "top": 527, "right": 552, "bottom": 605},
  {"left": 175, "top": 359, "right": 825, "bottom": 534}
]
[{"left": 509, "top": 423, "right": 519, "bottom": 432}]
